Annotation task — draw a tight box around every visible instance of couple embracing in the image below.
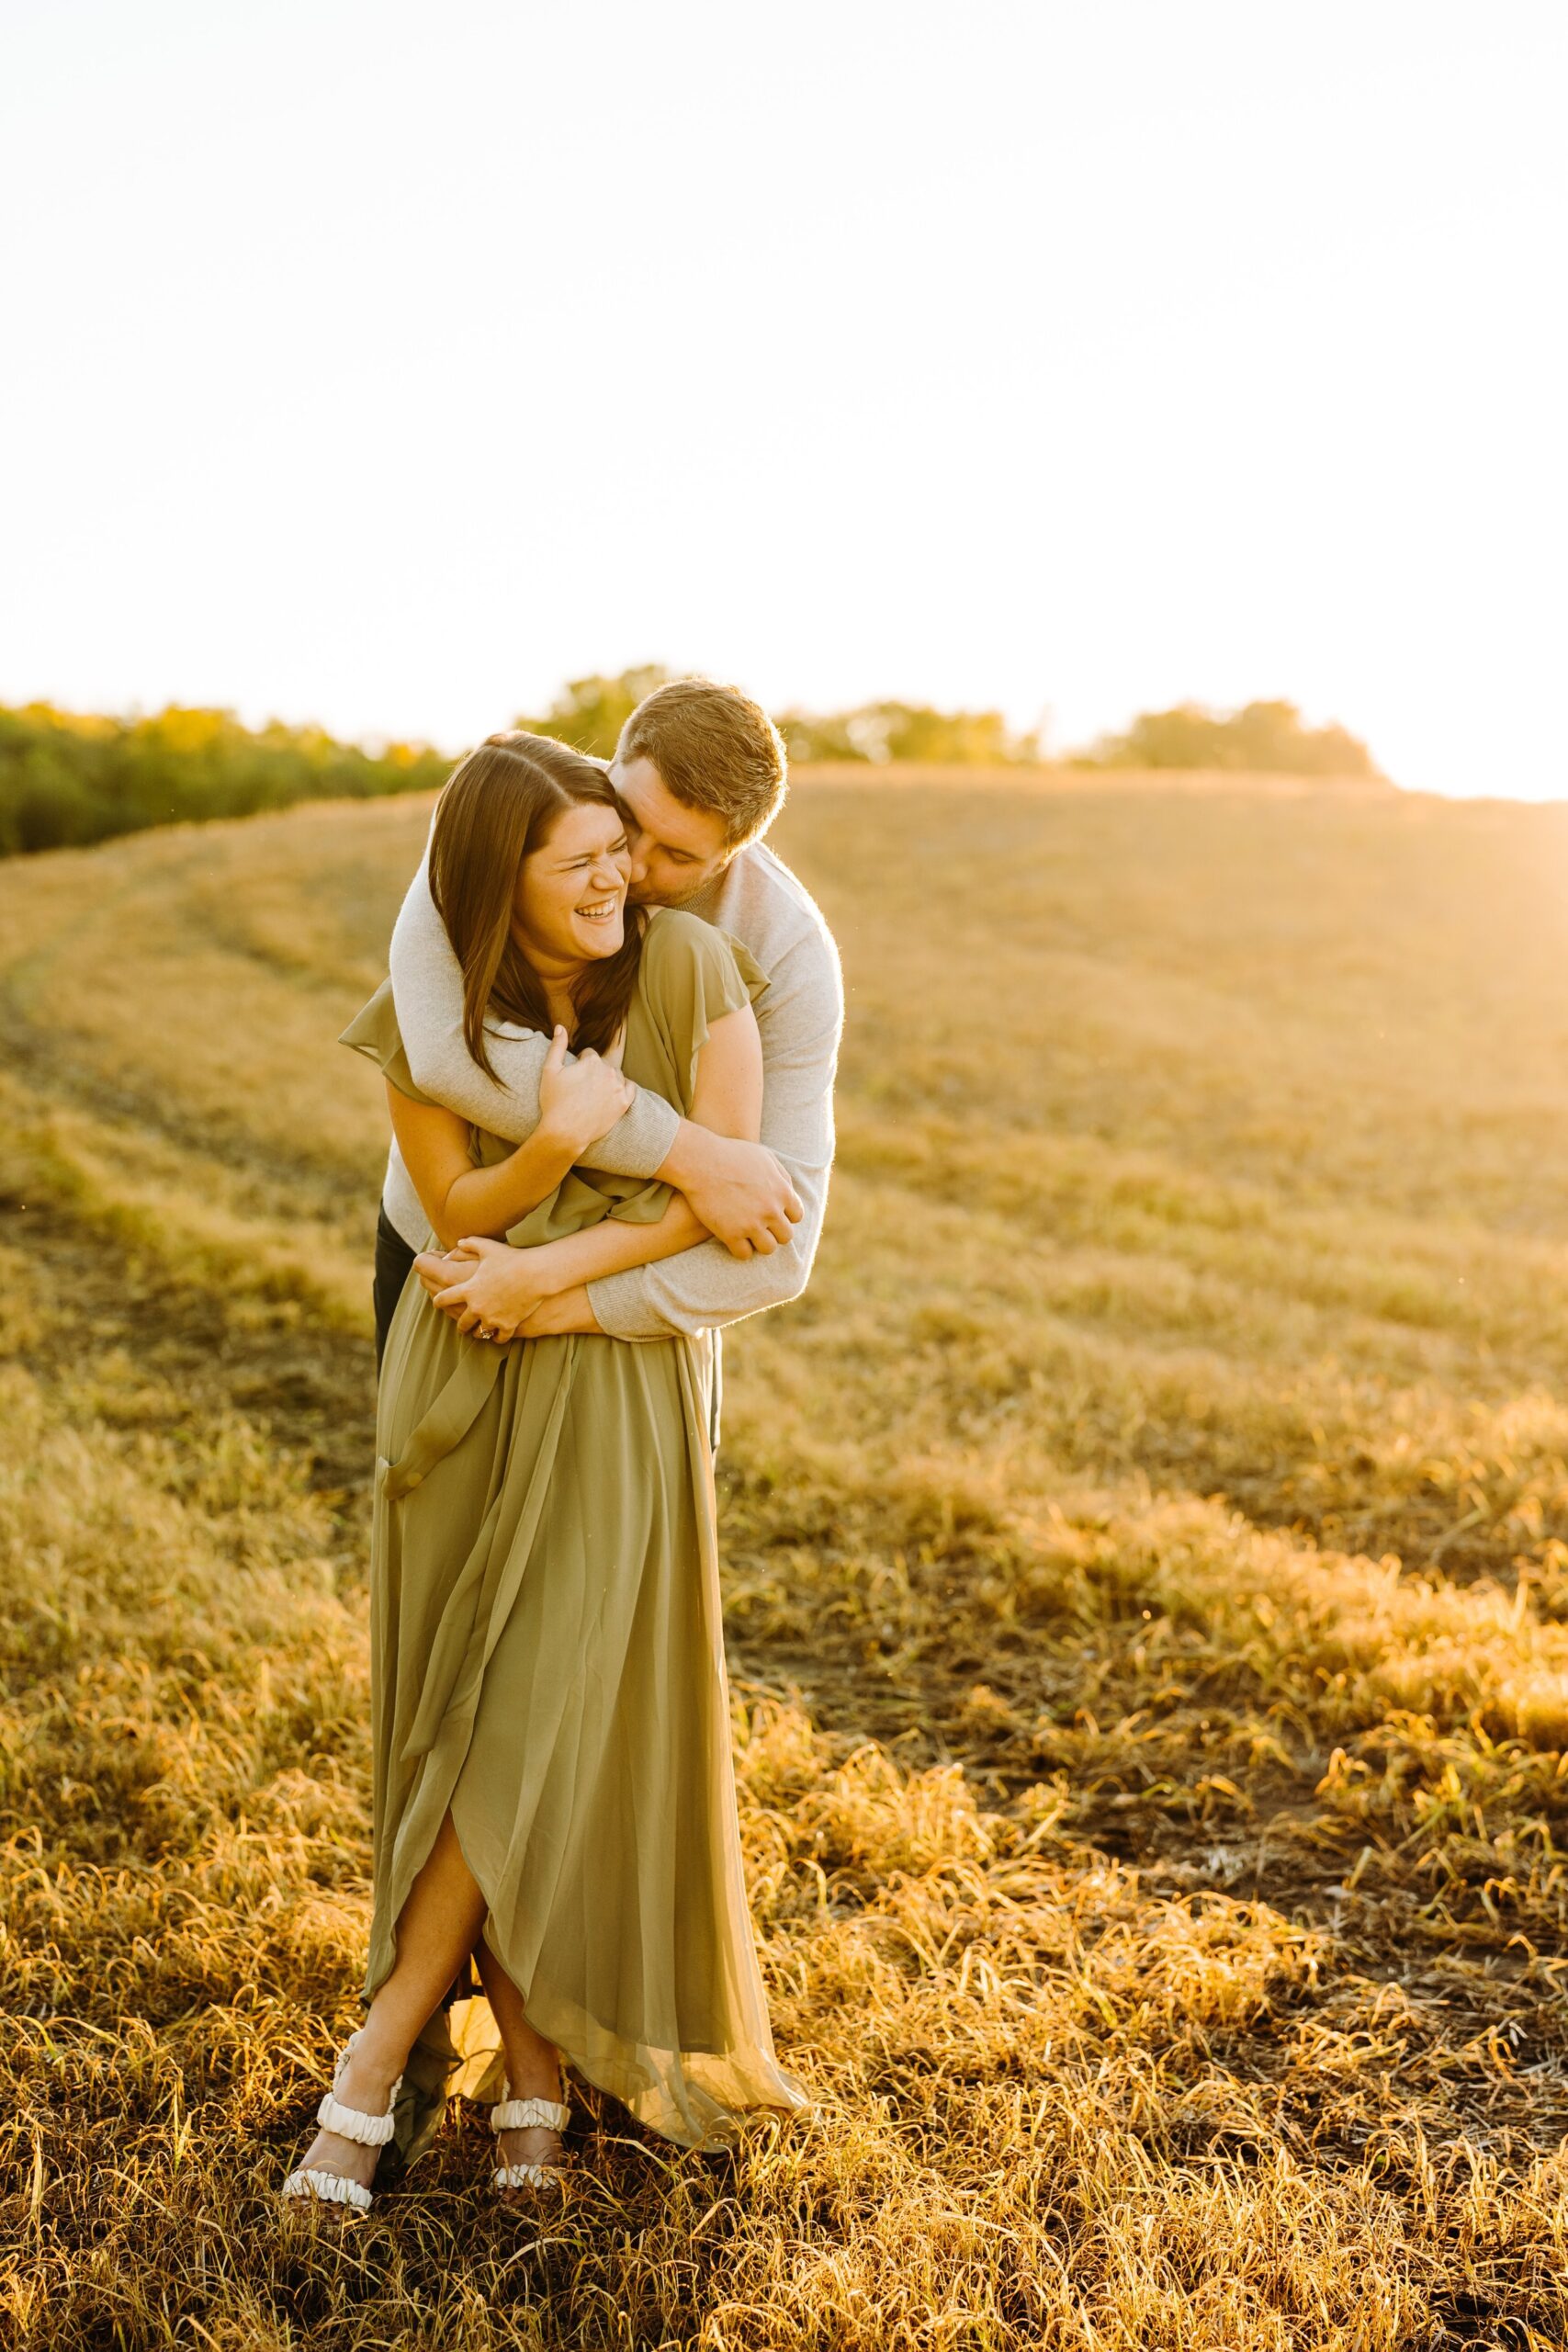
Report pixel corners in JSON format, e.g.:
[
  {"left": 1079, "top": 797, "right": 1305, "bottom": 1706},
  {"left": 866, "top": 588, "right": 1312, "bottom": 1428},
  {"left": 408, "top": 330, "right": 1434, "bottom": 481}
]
[{"left": 283, "top": 678, "right": 842, "bottom": 2212}]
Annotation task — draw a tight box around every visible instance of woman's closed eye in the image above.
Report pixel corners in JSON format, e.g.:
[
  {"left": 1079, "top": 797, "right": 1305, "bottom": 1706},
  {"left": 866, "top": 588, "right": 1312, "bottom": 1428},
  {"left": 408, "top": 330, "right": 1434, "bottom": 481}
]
[{"left": 561, "top": 839, "right": 627, "bottom": 871}]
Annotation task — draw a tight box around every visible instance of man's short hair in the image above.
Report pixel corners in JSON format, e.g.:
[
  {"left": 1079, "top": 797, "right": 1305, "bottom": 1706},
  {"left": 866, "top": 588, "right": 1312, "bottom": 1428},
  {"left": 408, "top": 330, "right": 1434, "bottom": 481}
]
[{"left": 617, "top": 677, "right": 787, "bottom": 849}]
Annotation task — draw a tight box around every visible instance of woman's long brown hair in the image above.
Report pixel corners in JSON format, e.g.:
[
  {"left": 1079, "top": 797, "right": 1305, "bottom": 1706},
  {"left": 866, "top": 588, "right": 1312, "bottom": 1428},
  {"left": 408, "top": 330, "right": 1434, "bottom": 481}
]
[{"left": 428, "top": 731, "right": 644, "bottom": 1078}]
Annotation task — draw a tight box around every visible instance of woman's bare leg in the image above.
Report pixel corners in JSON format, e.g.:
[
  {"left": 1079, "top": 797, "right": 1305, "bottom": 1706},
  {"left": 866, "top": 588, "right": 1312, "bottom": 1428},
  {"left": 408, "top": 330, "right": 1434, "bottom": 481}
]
[
  {"left": 471, "top": 1939, "right": 568, "bottom": 2188},
  {"left": 292, "top": 1810, "right": 487, "bottom": 2196}
]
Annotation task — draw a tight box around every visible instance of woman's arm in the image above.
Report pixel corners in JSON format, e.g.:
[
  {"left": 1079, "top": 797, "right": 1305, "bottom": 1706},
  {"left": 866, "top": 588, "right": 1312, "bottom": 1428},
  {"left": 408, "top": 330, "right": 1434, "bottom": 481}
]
[
  {"left": 418, "top": 1001, "right": 764, "bottom": 1338},
  {"left": 389, "top": 1023, "right": 637, "bottom": 1251},
  {"left": 527, "top": 992, "right": 764, "bottom": 1285},
  {"left": 419, "top": 1193, "right": 710, "bottom": 1336},
  {"left": 389, "top": 1084, "right": 579, "bottom": 1253}
]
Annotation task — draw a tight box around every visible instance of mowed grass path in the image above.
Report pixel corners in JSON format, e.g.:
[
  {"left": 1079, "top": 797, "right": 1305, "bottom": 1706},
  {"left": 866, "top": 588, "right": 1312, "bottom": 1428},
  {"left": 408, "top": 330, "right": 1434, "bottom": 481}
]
[{"left": 6, "top": 769, "right": 1568, "bottom": 2346}]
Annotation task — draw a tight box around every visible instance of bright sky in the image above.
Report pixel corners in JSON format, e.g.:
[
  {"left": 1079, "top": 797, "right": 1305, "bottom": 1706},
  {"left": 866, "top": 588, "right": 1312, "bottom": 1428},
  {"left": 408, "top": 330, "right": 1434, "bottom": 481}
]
[{"left": 3, "top": 1, "right": 1563, "bottom": 797}]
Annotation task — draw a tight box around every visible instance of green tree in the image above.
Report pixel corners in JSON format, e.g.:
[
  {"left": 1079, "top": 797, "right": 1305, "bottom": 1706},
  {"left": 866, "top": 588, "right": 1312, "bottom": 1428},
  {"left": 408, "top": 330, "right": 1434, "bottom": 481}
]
[
  {"left": 513, "top": 666, "right": 674, "bottom": 762},
  {"left": 0, "top": 702, "right": 450, "bottom": 858},
  {"left": 1077, "top": 699, "right": 1382, "bottom": 779},
  {"left": 778, "top": 700, "right": 1042, "bottom": 765}
]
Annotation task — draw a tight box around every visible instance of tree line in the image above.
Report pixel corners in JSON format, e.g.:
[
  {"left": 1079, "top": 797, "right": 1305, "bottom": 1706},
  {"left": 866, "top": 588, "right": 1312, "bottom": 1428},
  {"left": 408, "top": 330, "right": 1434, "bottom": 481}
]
[
  {"left": 517, "top": 671, "right": 1046, "bottom": 769},
  {"left": 1072, "top": 698, "right": 1382, "bottom": 778},
  {"left": 516, "top": 672, "right": 1381, "bottom": 777},
  {"left": 1, "top": 676, "right": 1382, "bottom": 858},
  {"left": 0, "top": 705, "right": 451, "bottom": 859}
]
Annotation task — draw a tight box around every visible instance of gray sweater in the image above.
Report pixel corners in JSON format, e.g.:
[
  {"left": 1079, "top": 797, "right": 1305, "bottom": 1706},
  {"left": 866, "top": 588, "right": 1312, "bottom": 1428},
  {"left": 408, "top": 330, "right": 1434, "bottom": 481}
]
[{"left": 382, "top": 834, "right": 844, "bottom": 1340}]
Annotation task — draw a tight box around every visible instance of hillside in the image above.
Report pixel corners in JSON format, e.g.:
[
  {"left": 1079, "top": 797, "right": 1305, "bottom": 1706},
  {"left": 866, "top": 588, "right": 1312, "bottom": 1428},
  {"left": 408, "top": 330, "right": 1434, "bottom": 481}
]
[{"left": 6, "top": 770, "right": 1568, "bottom": 2346}]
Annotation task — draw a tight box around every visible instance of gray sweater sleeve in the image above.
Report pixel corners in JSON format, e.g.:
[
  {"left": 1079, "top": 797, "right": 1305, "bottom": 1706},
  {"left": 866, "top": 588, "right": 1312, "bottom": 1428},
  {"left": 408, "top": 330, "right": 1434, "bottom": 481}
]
[
  {"left": 588, "top": 923, "right": 844, "bottom": 1340},
  {"left": 387, "top": 853, "right": 680, "bottom": 1178}
]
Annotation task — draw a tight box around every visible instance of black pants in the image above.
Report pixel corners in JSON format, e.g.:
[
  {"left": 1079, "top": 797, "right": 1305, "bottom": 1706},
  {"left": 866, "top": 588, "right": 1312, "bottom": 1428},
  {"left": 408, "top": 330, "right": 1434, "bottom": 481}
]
[{"left": 374, "top": 1205, "right": 418, "bottom": 1370}]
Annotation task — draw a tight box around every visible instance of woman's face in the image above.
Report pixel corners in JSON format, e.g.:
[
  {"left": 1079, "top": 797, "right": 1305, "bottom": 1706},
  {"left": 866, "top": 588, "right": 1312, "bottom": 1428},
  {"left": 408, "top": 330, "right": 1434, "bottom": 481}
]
[{"left": 512, "top": 797, "right": 631, "bottom": 967}]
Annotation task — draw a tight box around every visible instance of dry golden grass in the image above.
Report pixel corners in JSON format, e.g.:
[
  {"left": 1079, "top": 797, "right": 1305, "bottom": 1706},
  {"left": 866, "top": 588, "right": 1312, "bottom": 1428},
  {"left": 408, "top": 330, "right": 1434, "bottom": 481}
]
[{"left": 6, "top": 765, "right": 1568, "bottom": 2346}]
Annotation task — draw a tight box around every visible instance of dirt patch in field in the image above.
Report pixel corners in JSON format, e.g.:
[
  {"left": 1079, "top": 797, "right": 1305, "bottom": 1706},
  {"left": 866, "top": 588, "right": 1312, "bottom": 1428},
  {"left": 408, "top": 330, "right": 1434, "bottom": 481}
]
[{"left": 0, "top": 1179, "right": 378, "bottom": 1517}]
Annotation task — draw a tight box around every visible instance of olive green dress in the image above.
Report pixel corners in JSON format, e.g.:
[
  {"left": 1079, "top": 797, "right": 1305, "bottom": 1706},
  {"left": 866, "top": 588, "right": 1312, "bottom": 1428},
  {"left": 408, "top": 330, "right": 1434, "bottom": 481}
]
[{"left": 340, "top": 910, "right": 808, "bottom": 2152}]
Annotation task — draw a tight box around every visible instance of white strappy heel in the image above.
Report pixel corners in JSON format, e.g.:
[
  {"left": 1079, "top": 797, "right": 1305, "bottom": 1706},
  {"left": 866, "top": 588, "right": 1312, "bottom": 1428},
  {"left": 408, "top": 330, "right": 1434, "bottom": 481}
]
[
  {"left": 491, "top": 2085, "right": 571, "bottom": 2192},
  {"left": 281, "top": 2031, "right": 403, "bottom": 2215}
]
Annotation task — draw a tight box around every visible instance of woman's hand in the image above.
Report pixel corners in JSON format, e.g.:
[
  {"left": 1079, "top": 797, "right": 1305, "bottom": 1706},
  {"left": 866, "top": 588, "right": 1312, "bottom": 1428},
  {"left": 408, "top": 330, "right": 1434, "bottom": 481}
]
[
  {"left": 536, "top": 1023, "right": 634, "bottom": 1154},
  {"left": 413, "top": 1235, "right": 572, "bottom": 1342}
]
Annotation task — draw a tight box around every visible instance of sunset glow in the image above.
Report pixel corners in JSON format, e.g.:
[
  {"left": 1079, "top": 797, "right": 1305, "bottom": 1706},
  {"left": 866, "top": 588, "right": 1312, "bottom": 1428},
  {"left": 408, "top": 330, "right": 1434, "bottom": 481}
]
[{"left": 3, "top": 0, "right": 1562, "bottom": 796}]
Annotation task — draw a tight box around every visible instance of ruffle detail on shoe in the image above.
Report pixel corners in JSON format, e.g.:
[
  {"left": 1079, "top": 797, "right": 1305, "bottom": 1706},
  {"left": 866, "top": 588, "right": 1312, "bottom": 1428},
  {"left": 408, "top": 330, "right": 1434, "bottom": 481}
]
[
  {"left": 491, "top": 2097, "right": 570, "bottom": 2133},
  {"left": 282, "top": 2165, "right": 374, "bottom": 2211},
  {"left": 315, "top": 2087, "right": 398, "bottom": 2146},
  {"left": 312, "top": 2032, "right": 403, "bottom": 2146},
  {"left": 493, "top": 2160, "right": 570, "bottom": 2190}
]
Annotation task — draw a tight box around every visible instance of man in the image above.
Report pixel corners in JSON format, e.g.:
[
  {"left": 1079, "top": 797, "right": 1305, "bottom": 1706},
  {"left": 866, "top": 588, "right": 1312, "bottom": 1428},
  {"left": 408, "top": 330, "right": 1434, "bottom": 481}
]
[
  {"left": 374, "top": 674, "right": 843, "bottom": 1365},
  {"left": 369, "top": 675, "right": 842, "bottom": 2177}
]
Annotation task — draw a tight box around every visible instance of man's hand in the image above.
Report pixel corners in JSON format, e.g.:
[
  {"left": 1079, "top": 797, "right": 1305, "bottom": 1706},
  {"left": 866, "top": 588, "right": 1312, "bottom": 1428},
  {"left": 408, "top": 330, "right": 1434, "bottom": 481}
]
[
  {"left": 413, "top": 1246, "right": 473, "bottom": 1303},
  {"left": 658, "top": 1127, "right": 804, "bottom": 1260},
  {"left": 413, "top": 1235, "right": 560, "bottom": 1342},
  {"left": 536, "top": 1024, "right": 635, "bottom": 1155}
]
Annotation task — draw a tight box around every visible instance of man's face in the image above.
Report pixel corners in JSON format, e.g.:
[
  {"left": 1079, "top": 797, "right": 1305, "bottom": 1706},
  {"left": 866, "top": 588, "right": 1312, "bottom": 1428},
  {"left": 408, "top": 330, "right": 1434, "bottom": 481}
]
[{"left": 610, "top": 754, "right": 732, "bottom": 905}]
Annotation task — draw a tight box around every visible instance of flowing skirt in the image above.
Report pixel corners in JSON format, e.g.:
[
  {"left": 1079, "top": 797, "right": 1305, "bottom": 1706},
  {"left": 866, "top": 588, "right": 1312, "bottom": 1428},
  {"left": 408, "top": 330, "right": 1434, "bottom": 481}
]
[{"left": 366, "top": 1277, "right": 808, "bottom": 2150}]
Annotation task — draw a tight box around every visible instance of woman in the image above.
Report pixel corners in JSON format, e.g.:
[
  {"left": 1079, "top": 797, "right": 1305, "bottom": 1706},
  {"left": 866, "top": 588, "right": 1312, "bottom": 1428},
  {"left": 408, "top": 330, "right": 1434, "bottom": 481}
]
[{"left": 283, "top": 733, "right": 808, "bottom": 2213}]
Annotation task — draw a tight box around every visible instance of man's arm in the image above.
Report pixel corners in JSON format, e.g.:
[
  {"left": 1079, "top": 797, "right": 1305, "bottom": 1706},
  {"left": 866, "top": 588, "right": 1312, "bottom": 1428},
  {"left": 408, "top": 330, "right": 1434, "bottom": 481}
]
[
  {"left": 389, "top": 847, "right": 679, "bottom": 1178},
  {"left": 390, "top": 843, "right": 805, "bottom": 1250},
  {"left": 587, "top": 924, "right": 843, "bottom": 1340},
  {"left": 412, "top": 997, "right": 765, "bottom": 1340}
]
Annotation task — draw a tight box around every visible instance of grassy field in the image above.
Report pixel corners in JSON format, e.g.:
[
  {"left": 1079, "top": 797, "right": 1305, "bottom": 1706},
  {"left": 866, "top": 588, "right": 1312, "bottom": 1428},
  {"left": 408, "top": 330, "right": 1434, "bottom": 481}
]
[{"left": 6, "top": 764, "right": 1568, "bottom": 2347}]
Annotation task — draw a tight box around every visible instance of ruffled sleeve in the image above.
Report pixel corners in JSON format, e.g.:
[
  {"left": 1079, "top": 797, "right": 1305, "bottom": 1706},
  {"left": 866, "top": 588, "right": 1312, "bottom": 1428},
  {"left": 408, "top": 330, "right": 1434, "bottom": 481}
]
[
  {"left": 630, "top": 911, "right": 769, "bottom": 1116},
  {"left": 339, "top": 978, "right": 443, "bottom": 1107}
]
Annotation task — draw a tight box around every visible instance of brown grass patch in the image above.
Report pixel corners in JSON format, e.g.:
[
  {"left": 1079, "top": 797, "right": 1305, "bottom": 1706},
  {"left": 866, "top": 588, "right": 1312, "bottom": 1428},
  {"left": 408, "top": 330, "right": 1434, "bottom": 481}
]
[{"left": 5, "top": 774, "right": 1568, "bottom": 2345}]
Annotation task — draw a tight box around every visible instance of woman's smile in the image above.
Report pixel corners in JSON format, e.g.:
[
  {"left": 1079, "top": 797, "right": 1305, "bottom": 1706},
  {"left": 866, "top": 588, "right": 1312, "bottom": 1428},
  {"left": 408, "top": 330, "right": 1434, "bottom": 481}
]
[
  {"left": 574, "top": 892, "right": 622, "bottom": 925},
  {"left": 567, "top": 882, "right": 626, "bottom": 953}
]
